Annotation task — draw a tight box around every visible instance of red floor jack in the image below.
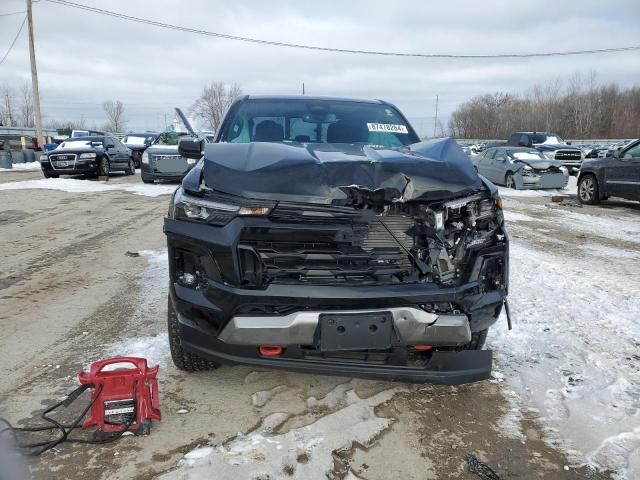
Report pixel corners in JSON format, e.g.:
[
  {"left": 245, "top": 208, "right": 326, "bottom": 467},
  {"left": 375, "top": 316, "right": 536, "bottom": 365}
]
[{"left": 79, "top": 357, "right": 161, "bottom": 438}]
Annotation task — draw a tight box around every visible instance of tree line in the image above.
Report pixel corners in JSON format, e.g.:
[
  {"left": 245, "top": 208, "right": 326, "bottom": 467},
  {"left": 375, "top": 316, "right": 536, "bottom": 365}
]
[
  {"left": 448, "top": 73, "right": 640, "bottom": 140},
  {"left": 1, "top": 82, "right": 127, "bottom": 133}
]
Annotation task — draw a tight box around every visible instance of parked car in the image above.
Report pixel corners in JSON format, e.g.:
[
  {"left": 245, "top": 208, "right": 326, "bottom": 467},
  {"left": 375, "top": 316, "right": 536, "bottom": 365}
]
[
  {"left": 506, "top": 132, "right": 584, "bottom": 175},
  {"left": 140, "top": 131, "right": 198, "bottom": 184},
  {"left": 476, "top": 147, "right": 569, "bottom": 190},
  {"left": 40, "top": 135, "right": 135, "bottom": 178},
  {"left": 164, "top": 95, "right": 510, "bottom": 384},
  {"left": 461, "top": 145, "right": 473, "bottom": 156},
  {"left": 577, "top": 139, "right": 640, "bottom": 204},
  {"left": 121, "top": 132, "right": 158, "bottom": 168},
  {"left": 71, "top": 129, "right": 104, "bottom": 138}
]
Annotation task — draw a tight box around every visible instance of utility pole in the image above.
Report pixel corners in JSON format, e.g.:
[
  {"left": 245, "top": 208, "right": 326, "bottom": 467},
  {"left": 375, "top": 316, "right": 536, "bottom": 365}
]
[
  {"left": 26, "top": 0, "right": 44, "bottom": 149},
  {"left": 302, "top": 83, "right": 305, "bottom": 95},
  {"left": 433, "top": 95, "right": 439, "bottom": 138}
]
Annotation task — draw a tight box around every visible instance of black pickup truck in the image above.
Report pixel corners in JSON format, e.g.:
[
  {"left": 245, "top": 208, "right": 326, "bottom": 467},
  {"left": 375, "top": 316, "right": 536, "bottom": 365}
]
[
  {"left": 164, "top": 95, "right": 511, "bottom": 384},
  {"left": 506, "top": 132, "right": 584, "bottom": 175}
]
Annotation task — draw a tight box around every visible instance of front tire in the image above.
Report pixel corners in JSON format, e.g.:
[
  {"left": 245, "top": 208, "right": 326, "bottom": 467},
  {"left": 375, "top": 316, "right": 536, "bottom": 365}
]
[
  {"left": 43, "top": 171, "right": 58, "bottom": 179},
  {"left": 578, "top": 174, "right": 600, "bottom": 205},
  {"left": 168, "top": 294, "right": 221, "bottom": 372},
  {"left": 98, "top": 156, "right": 110, "bottom": 177},
  {"left": 126, "top": 157, "right": 135, "bottom": 175},
  {"left": 505, "top": 172, "right": 515, "bottom": 189},
  {"left": 141, "top": 175, "right": 154, "bottom": 184}
]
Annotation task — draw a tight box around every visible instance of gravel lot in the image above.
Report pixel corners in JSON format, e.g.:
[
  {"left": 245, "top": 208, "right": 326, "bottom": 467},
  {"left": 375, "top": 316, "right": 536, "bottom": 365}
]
[{"left": 0, "top": 169, "right": 637, "bottom": 479}]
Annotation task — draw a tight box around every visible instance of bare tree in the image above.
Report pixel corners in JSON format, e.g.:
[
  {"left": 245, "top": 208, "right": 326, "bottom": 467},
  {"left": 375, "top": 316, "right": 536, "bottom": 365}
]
[
  {"left": 190, "top": 82, "right": 242, "bottom": 132},
  {"left": 1, "top": 84, "right": 16, "bottom": 127},
  {"left": 18, "top": 83, "right": 34, "bottom": 128},
  {"left": 102, "top": 100, "right": 126, "bottom": 132}
]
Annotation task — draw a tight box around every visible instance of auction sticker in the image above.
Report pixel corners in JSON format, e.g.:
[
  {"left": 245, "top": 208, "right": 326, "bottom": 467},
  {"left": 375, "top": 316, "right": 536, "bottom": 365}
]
[{"left": 367, "top": 123, "right": 408, "bottom": 134}]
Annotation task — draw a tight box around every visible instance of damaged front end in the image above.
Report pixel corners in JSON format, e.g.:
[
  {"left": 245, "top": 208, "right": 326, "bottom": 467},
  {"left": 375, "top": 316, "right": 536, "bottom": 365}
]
[{"left": 164, "top": 137, "right": 509, "bottom": 384}]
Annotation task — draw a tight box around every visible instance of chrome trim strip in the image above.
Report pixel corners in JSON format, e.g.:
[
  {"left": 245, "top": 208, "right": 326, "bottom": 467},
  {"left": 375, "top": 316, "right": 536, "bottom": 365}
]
[
  {"left": 219, "top": 308, "right": 471, "bottom": 346},
  {"left": 606, "top": 180, "right": 640, "bottom": 185}
]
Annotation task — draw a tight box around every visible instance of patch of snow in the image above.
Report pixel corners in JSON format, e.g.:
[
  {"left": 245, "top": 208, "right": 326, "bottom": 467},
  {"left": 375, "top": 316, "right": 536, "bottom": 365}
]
[
  {"left": 183, "top": 447, "right": 216, "bottom": 466},
  {"left": 90, "top": 250, "right": 170, "bottom": 373},
  {"left": 0, "top": 161, "right": 42, "bottom": 171},
  {"left": 102, "top": 333, "right": 169, "bottom": 371},
  {"left": 0, "top": 178, "right": 176, "bottom": 197},
  {"left": 491, "top": 238, "right": 640, "bottom": 478},
  {"left": 503, "top": 211, "right": 537, "bottom": 223},
  {"left": 161, "top": 386, "right": 402, "bottom": 479}
]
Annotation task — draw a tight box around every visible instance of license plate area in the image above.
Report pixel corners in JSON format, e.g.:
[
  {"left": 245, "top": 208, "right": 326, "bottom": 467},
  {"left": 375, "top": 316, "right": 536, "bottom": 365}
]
[
  {"left": 319, "top": 311, "right": 393, "bottom": 352},
  {"left": 155, "top": 156, "right": 186, "bottom": 173}
]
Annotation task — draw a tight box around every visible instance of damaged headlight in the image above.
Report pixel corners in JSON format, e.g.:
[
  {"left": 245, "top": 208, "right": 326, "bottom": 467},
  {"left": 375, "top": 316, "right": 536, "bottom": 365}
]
[
  {"left": 543, "top": 152, "right": 556, "bottom": 161},
  {"left": 170, "top": 188, "right": 273, "bottom": 225},
  {"left": 559, "top": 166, "right": 568, "bottom": 175}
]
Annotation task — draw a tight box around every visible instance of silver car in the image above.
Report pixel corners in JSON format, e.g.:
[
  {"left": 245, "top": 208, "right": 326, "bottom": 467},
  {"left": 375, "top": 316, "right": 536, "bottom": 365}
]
[{"left": 475, "top": 147, "right": 569, "bottom": 189}]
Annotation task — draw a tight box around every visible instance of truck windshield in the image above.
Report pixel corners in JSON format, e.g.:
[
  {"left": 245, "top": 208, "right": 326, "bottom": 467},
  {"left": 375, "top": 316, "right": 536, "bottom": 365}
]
[
  {"left": 220, "top": 99, "right": 419, "bottom": 147},
  {"left": 531, "top": 134, "right": 564, "bottom": 144}
]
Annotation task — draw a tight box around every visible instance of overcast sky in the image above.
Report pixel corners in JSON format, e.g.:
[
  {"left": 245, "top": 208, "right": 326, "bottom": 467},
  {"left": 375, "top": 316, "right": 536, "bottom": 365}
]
[{"left": 1, "top": 0, "right": 639, "bottom": 135}]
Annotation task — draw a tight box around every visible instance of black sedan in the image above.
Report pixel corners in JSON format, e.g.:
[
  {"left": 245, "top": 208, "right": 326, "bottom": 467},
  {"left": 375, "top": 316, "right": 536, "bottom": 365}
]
[
  {"left": 578, "top": 139, "right": 640, "bottom": 204},
  {"left": 40, "top": 135, "right": 135, "bottom": 178}
]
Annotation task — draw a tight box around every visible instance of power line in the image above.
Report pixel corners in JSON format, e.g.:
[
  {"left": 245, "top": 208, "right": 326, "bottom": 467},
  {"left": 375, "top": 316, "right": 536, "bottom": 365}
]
[
  {"left": 46, "top": 0, "right": 640, "bottom": 60},
  {"left": 0, "top": 11, "right": 27, "bottom": 17},
  {"left": 0, "top": 14, "right": 27, "bottom": 66}
]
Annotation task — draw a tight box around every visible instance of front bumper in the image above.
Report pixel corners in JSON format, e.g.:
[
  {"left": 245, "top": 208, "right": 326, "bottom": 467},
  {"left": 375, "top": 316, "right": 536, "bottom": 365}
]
[
  {"left": 41, "top": 160, "right": 98, "bottom": 175},
  {"left": 141, "top": 156, "right": 195, "bottom": 181},
  {"left": 513, "top": 171, "right": 569, "bottom": 190},
  {"left": 172, "top": 290, "right": 493, "bottom": 384}
]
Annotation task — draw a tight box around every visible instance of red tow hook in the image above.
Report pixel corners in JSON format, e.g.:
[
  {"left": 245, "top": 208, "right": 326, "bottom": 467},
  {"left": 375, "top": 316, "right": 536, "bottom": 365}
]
[
  {"left": 259, "top": 345, "right": 283, "bottom": 357},
  {"left": 413, "top": 345, "right": 433, "bottom": 351}
]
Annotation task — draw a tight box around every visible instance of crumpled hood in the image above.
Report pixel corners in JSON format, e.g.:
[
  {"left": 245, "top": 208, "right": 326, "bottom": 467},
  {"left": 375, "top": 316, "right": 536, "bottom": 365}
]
[
  {"left": 199, "top": 137, "right": 485, "bottom": 204},
  {"left": 513, "top": 158, "right": 561, "bottom": 170},
  {"left": 534, "top": 143, "right": 581, "bottom": 152}
]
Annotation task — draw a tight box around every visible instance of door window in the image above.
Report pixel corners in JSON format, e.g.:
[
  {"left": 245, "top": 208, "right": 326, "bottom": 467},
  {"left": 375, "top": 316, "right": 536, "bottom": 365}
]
[{"left": 623, "top": 143, "right": 640, "bottom": 159}]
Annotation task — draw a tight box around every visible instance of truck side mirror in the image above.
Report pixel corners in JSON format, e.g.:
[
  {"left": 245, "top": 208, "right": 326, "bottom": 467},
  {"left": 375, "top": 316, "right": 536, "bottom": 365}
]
[{"left": 179, "top": 138, "right": 204, "bottom": 159}]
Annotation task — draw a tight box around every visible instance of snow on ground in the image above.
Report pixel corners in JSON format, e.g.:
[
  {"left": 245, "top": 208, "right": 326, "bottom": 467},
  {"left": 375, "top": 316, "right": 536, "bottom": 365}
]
[
  {"left": 498, "top": 175, "right": 577, "bottom": 197},
  {"left": 160, "top": 385, "right": 402, "bottom": 479},
  {"left": 0, "top": 178, "right": 176, "bottom": 197},
  {"left": 491, "top": 205, "right": 640, "bottom": 478},
  {"left": 93, "top": 250, "right": 171, "bottom": 372},
  {"left": 0, "top": 161, "right": 42, "bottom": 171}
]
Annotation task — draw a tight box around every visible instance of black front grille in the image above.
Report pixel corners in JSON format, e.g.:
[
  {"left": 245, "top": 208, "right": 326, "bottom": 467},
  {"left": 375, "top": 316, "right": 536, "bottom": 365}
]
[
  {"left": 240, "top": 214, "right": 416, "bottom": 284},
  {"left": 554, "top": 150, "right": 581, "bottom": 161},
  {"left": 49, "top": 153, "right": 77, "bottom": 169}
]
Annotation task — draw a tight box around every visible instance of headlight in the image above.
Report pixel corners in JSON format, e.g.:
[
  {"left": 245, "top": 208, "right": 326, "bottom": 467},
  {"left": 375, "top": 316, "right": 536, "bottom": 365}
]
[
  {"left": 79, "top": 152, "right": 96, "bottom": 159},
  {"left": 142, "top": 151, "right": 149, "bottom": 164},
  {"left": 170, "top": 188, "right": 273, "bottom": 225},
  {"left": 186, "top": 158, "right": 197, "bottom": 165},
  {"left": 39, "top": 154, "right": 48, "bottom": 161},
  {"left": 559, "top": 166, "right": 568, "bottom": 174},
  {"left": 543, "top": 152, "right": 556, "bottom": 160},
  {"left": 523, "top": 165, "right": 532, "bottom": 171}
]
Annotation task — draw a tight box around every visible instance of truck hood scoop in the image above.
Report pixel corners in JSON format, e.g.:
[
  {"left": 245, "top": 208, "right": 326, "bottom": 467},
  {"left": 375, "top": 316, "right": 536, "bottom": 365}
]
[{"left": 200, "top": 137, "right": 484, "bottom": 205}]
